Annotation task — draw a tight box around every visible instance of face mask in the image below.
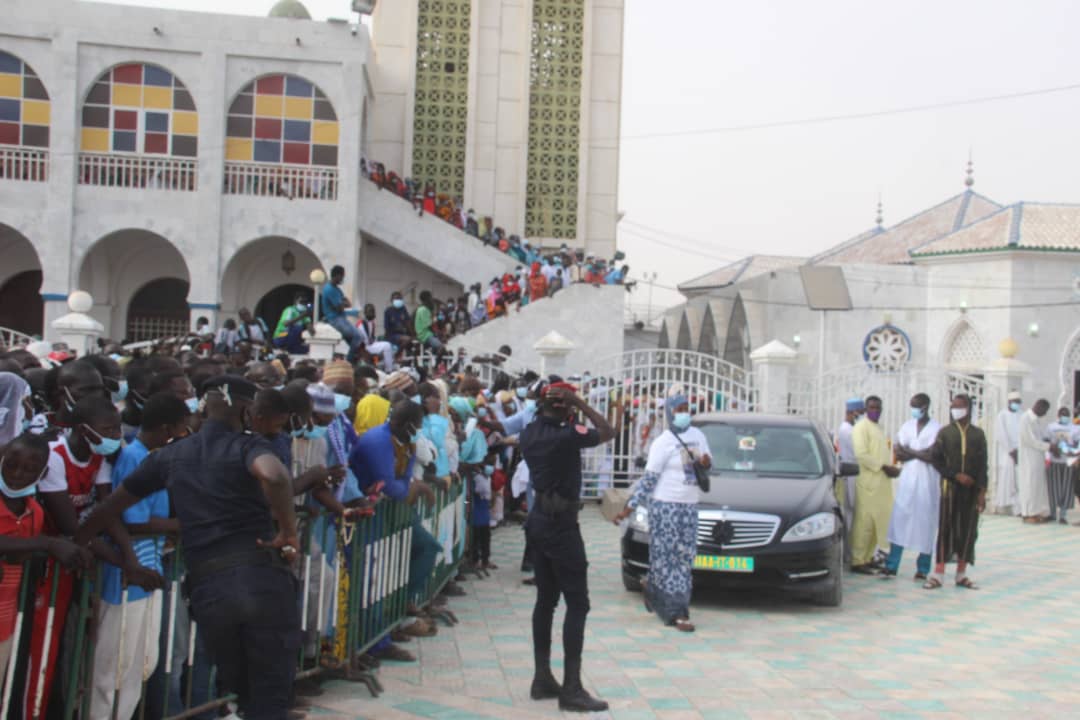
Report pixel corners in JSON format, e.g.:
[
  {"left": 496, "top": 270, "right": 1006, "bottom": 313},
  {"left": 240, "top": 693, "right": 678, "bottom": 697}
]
[
  {"left": 671, "top": 412, "right": 692, "bottom": 430},
  {"left": 185, "top": 397, "right": 200, "bottom": 414},
  {"left": 516, "top": 387, "right": 528, "bottom": 399},
  {"left": 1009, "top": 401, "right": 1021, "bottom": 412},
  {"left": 392, "top": 299, "right": 405, "bottom": 309},
  {"left": 304, "top": 424, "right": 328, "bottom": 440},
  {"left": 483, "top": 464, "right": 494, "bottom": 476},
  {"left": 62, "top": 387, "right": 76, "bottom": 413},
  {"left": 334, "top": 393, "right": 352, "bottom": 414},
  {"left": 411, "top": 394, "right": 422, "bottom": 405},
  {"left": 21, "top": 418, "right": 32, "bottom": 433},
  {"left": 273, "top": 384, "right": 285, "bottom": 391},
  {"left": 477, "top": 407, "right": 488, "bottom": 418},
  {"left": 0, "top": 460, "right": 40, "bottom": 499},
  {"left": 524, "top": 398, "right": 537, "bottom": 412},
  {"left": 866, "top": 410, "right": 881, "bottom": 423},
  {"left": 910, "top": 407, "right": 925, "bottom": 420},
  {"left": 950, "top": 408, "right": 968, "bottom": 422},
  {"left": 85, "top": 428, "right": 121, "bottom": 457},
  {"left": 295, "top": 303, "right": 306, "bottom": 312},
  {"left": 1060, "top": 414, "right": 1071, "bottom": 423},
  {"left": 109, "top": 353, "right": 123, "bottom": 362},
  {"left": 111, "top": 380, "right": 129, "bottom": 403}
]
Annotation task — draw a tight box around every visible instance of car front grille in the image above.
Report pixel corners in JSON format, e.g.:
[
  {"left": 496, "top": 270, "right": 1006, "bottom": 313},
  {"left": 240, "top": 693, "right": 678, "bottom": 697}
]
[{"left": 696, "top": 510, "right": 781, "bottom": 550}]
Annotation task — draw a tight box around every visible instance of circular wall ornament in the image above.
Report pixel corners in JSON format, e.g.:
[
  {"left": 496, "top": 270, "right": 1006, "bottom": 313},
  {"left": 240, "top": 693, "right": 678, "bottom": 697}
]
[{"left": 862, "top": 324, "right": 911, "bottom": 371}]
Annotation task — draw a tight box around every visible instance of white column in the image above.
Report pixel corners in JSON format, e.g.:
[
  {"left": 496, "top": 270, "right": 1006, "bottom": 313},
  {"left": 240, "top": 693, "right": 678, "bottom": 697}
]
[
  {"left": 749, "top": 340, "right": 799, "bottom": 414},
  {"left": 51, "top": 291, "right": 103, "bottom": 358},
  {"left": 533, "top": 330, "right": 576, "bottom": 378}
]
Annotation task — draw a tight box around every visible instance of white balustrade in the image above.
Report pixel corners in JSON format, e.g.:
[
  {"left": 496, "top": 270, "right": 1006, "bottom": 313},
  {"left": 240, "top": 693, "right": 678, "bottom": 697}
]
[
  {"left": 222, "top": 161, "right": 338, "bottom": 200},
  {"left": 0, "top": 146, "right": 48, "bottom": 182},
  {"left": 78, "top": 152, "right": 197, "bottom": 191}
]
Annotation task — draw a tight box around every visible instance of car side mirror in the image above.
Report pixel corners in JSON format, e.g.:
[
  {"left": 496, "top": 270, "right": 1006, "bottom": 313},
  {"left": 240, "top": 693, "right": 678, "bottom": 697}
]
[{"left": 837, "top": 462, "right": 859, "bottom": 477}]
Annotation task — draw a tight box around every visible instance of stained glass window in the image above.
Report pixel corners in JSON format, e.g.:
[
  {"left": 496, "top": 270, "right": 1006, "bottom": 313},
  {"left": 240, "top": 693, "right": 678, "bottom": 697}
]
[
  {"left": 0, "top": 50, "right": 50, "bottom": 148},
  {"left": 225, "top": 74, "right": 338, "bottom": 167},
  {"left": 411, "top": 0, "right": 471, "bottom": 198},
  {"left": 80, "top": 63, "right": 197, "bottom": 157},
  {"left": 525, "top": 0, "right": 584, "bottom": 240}
]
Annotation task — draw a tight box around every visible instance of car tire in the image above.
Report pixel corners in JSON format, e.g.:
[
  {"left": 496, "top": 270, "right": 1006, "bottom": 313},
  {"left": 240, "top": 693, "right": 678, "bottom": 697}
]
[
  {"left": 622, "top": 571, "right": 643, "bottom": 592},
  {"left": 812, "top": 542, "right": 844, "bottom": 607}
]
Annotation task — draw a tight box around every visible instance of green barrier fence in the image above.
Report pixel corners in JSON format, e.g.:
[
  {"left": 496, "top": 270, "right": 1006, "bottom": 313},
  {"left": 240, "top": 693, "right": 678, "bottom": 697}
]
[{"left": 0, "top": 484, "right": 466, "bottom": 719}]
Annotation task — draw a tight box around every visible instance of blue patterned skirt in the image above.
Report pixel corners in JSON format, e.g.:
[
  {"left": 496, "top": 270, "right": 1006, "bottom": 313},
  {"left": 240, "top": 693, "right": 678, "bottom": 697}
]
[{"left": 645, "top": 500, "right": 698, "bottom": 624}]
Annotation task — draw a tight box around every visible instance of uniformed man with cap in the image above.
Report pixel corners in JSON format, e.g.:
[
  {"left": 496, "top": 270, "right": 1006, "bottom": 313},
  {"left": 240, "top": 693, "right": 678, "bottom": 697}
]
[
  {"left": 519, "top": 378, "right": 615, "bottom": 713},
  {"left": 78, "top": 376, "right": 301, "bottom": 720}
]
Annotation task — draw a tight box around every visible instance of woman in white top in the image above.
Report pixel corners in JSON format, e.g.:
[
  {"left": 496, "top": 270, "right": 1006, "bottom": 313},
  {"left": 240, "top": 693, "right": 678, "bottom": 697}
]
[{"left": 615, "top": 392, "right": 711, "bottom": 632}]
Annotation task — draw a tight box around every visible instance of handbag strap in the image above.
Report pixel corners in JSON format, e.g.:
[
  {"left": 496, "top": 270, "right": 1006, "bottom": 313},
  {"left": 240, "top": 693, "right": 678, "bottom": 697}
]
[{"left": 671, "top": 428, "right": 696, "bottom": 459}]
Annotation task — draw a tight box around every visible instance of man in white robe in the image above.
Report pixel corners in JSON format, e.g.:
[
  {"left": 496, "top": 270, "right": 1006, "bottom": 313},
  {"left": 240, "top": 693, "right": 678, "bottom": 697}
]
[
  {"left": 834, "top": 398, "right": 863, "bottom": 565},
  {"left": 882, "top": 393, "right": 941, "bottom": 579},
  {"left": 992, "top": 391, "right": 1022, "bottom": 514},
  {"left": 1017, "top": 399, "right": 1055, "bottom": 522}
]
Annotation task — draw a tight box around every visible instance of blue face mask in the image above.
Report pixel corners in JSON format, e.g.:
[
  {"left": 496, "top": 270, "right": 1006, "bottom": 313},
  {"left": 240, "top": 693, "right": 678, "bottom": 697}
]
[
  {"left": 411, "top": 394, "right": 422, "bottom": 405},
  {"left": 85, "top": 428, "right": 121, "bottom": 457},
  {"left": 334, "top": 393, "right": 352, "bottom": 414},
  {"left": 516, "top": 387, "right": 528, "bottom": 399},
  {"left": 477, "top": 407, "right": 488, "bottom": 418},
  {"left": 672, "top": 412, "right": 692, "bottom": 431},
  {"left": 305, "top": 424, "right": 328, "bottom": 440},
  {"left": 483, "top": 465, "right": 494, "bottom": 476},
  {"left": 911, "top": 407, "right": 925, "bottom": 420},
  {"left": 111, "top": 380, "right": 129, "bottom": 403},
  {"left": 185, "top": 397, "right": 199, "bottom": 414},
  {"left": 524, "top": 399, "right": 537, "bottom": 412},
  {"left": 1009, "top": 401, "right": 1021, "bottom": 412},
  {"left": 392, "top": 299, "right": 405, "bottom": 309},
  {"left": 0, "top": 461, "right": 40, "bottom": 499}
]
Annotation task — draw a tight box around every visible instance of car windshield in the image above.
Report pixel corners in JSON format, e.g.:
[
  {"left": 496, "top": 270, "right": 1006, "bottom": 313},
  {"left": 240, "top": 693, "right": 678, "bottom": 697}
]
[{"left": 698, "top": 422, "right": 825, "bottom": 477}]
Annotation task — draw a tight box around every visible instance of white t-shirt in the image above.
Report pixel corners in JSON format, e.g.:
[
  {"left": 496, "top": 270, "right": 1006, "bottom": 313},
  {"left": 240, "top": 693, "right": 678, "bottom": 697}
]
[{"left": 644, "top": 427, "right": 712, "bottom": 505}]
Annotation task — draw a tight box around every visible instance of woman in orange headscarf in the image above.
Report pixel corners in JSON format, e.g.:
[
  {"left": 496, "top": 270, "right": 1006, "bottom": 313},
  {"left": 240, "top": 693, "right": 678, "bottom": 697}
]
[{"left": 528, "top": 262, "right": 548, "bottom": 303}]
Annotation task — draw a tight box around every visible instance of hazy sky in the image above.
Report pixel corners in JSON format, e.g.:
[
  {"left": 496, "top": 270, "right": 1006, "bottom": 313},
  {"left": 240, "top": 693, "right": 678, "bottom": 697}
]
[{"left": 103, "top": 0, "right": 1080, "bottom": 317}]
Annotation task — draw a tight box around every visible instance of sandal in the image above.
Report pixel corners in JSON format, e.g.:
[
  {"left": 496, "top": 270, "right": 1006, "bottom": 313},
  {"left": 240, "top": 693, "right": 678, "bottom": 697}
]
[
  {"left": 914, "top": 572, "right": 927, "bottom": 581},
  {"left": 922, "top": 576, "right": 943, "bottom": 590},
  {"left": 673, "top": 618, "right": 695, "bottom": 633},
  {"left": 955, "top": 577, "right": 978, "bottom": 590}
]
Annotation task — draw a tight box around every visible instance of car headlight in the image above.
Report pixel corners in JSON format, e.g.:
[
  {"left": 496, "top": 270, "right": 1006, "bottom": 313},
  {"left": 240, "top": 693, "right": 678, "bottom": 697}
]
[
  {"left": 628, "top": 506, "right": 650, "bottom": 533},
  {"left": 780, "top": 512, "right": 836, "bottom": 542}
]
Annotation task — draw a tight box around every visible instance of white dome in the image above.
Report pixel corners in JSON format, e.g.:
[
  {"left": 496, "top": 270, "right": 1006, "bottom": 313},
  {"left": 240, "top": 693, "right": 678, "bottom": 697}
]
[{"left": 268, "top": 0, "right": 312, "bottom": 19}]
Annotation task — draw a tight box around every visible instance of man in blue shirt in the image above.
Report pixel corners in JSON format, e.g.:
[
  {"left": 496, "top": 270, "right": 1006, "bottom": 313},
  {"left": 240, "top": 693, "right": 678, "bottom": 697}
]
[
  {"left": 90, "top": 393, "right": 188, "bottom": 720},
  {"left": 321, "top": 265, "right": 363, "bottom": 363},
  {"left": 349, "top": 401, "right": 441, "bottom": 613}
]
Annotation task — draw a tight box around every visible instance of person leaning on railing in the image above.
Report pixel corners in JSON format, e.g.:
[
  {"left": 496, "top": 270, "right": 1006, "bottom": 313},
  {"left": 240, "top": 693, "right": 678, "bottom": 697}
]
[{"left": 77, "top": 376, "right": 301, "bottom": 720}]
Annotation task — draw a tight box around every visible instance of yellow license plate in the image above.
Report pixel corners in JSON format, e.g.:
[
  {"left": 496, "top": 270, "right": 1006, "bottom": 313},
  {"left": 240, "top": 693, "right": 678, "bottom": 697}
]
[{"left": 692, "top": 555, "right": 754, "bottom": 573}]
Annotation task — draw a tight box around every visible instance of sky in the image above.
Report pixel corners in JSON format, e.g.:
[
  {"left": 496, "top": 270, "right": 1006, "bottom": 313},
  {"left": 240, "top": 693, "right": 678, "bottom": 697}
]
[{"left": 103, "top": 0, "right": 1080, "bottom": 320}]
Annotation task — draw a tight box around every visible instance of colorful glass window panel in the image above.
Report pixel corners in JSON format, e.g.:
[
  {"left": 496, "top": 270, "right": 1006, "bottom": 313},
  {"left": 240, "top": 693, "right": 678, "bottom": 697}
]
[
  {"left": 79, "top": 62, "right": 198, "bottom": 157},
  {"left": 525, "top": 0, "right": 585, "bottom": 240},
  {"left": 411, "top": 0, "right": 470, "bottom": 199},
  {"left": 0, "top": 51, "right": 50, "bottom": 148},
  {"left": 226, "top": 74, "right": 338, "bottom": 166}
]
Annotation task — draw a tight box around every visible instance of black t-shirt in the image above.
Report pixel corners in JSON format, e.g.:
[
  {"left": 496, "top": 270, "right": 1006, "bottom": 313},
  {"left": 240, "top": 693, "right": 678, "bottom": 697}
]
[
  {"left": 519, "top": 415, "right": 602, "bottom": 500},
  {"left": 123, "top": 419, "right": 276, "bottom": 567}
]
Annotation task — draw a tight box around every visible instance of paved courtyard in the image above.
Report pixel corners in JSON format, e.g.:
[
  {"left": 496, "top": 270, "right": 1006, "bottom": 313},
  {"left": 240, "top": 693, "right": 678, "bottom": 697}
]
[{"left": 309, "top": 508, "right": 1080, "bottom": 719}]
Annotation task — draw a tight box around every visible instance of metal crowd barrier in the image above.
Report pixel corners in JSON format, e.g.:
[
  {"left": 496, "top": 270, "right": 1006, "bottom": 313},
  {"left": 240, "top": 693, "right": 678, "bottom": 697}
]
[{"left": 0, "top": 486, "right": 467, "bottom": 719}]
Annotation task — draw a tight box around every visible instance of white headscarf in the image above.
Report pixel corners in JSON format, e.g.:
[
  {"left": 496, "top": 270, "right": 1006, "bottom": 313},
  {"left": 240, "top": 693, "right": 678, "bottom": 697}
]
[{"left": 0, "top": 372, "right": 30, "bottom": 447}]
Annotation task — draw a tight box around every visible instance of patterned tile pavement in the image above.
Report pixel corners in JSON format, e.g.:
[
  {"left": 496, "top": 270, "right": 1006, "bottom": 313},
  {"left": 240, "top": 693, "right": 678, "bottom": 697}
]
[{"left": 308, "top": 508, "right": 1080, "bottom": 719}]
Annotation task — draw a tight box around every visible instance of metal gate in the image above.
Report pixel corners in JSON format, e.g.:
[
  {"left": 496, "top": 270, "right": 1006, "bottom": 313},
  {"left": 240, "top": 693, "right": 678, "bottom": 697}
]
[{"left": 573, "top": 349, "right": 757, "bottom": 498}]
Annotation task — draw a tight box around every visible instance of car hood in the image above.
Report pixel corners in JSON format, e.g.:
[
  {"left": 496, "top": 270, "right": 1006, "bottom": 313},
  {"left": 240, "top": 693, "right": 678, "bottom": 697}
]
[{"left": 698, "top": 473, "right": 836, "bottom": 520}]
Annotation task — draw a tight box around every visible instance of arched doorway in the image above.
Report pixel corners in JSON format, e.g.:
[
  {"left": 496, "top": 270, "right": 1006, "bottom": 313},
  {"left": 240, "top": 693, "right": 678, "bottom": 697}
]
[
  {"left": 0, "top": 270, "right": 43, "bottom": 338},
  {"left": 0, "top": 224, "right": 43, "bottom": 337},
  {"left": 220, "top": 237, "right": 323, "bottom": 323},
  {"left": 255, "top": 283, "right": 314, "bottom": 335},
  {"left": 126, "top": 278, "right": 191, "bottom": 342},
  {"left": 723, "top": 295, "right": 751, "bottom": 369},
  {"left": 942, "top": 318, "right": 986, "bottom": 374},
  {"left": 78, "top": 229, "right": 190, "bottom": 340}
]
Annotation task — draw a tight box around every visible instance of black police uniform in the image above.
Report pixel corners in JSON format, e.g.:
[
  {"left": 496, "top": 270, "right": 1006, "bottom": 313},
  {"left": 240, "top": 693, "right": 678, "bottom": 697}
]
[
  {"left": 519, "top": 413, "right": 603, "bottom": 707},
  {"left": 122, "top": 417, "right": 299, "bottom": 720}
]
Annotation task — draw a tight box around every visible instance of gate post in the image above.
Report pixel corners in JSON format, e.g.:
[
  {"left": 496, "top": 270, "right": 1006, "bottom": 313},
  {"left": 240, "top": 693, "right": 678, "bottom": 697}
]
[
  {"left": 50, "top": 291, "right": 103, "bottom": 358},
  {"left": 533, "top": 331, "right": 576, "bottom": 378},
  {"left": 750, "top": 340, "right": 798, "bottom": 414}
]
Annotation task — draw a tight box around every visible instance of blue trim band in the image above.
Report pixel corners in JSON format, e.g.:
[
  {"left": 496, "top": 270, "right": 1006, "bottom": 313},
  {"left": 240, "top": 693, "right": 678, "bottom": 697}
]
[
  {"left": 188, "top": 302, "right": 220, "bottom": 310},
  {"left": 41, "top": 293, "right": 68, "bottom": 301}
]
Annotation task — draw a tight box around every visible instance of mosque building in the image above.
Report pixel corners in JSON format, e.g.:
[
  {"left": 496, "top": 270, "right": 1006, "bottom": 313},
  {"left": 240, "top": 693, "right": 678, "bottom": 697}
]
[{"left": 0, "top": 0, "right": 624, "bottom": 342}]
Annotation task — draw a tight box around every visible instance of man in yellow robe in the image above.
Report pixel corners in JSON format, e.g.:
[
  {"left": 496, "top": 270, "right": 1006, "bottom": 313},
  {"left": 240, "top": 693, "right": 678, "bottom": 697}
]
[{"left": 851, "top": 395, "right": 899, "bottom": 573}]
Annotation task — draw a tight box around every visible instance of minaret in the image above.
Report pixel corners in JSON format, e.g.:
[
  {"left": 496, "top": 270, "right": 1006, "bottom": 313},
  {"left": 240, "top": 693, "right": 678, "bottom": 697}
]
[
  {"left": 965, "top": 153, "right": 974, "bottom": 189},
  {"left": 875, "top": 194, "right": 884, "bottom": 230}
]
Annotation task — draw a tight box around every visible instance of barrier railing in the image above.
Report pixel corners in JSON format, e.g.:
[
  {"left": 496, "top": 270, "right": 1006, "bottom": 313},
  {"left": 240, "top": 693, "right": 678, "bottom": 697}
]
[{"left": 0, "top": 487, "right": 466, "bottom": 719}]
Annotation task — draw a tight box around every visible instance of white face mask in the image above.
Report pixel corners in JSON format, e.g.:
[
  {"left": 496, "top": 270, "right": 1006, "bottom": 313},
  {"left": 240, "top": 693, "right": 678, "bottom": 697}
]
[{"left": 950, "top": 408, "right": 968, "bottom": 422}]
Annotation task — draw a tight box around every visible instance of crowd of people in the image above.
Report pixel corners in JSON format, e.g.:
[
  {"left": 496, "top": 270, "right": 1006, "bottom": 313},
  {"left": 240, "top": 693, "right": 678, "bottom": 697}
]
[
  {"left": 0, "top": 325, "right": 634, "bottom": 718},
  {"left": 834, "top": 392, "right": 1080, "bottom": 589}
]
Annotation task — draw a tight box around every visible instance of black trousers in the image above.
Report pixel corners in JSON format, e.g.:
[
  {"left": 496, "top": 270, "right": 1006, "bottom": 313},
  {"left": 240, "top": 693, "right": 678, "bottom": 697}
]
[
  {"left": 190, "top": 564, "right": 300, "bottom": 720},
  {"left": 526, "top": 513, "right": 589, "bottom": 667},
  {"left": 471, "top": 525, "right": 491, "bottom": 563}
]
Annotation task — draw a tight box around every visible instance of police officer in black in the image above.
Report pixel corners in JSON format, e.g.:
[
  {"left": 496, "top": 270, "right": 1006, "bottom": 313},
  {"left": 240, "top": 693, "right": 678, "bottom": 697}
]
[
  {"left": 78, "top": 377, "right": 301, "bottom": 720},
  {"left": 519, "top": 379, "right": 615, "bottom": 713}
]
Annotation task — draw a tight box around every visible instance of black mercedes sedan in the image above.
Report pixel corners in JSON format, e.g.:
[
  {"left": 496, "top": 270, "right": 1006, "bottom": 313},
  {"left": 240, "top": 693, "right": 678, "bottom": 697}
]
[{"left": 620, "top": 413, "right": 852, "bottom": 607}]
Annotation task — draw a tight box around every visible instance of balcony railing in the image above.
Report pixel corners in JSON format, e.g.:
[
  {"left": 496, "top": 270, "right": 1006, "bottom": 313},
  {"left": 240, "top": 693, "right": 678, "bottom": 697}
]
[
  {"left": 223, "top": 161, "right": 338, "bottom": 201},
  {"left": 0, "top": 146, "right": 48, "bottom": 182},
  {"left": 78, "top": 152, "right": 197, "bottom": 191}
]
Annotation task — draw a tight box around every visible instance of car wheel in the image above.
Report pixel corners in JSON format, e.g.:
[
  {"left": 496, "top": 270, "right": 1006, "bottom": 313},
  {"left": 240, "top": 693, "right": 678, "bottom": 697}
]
[
  {"left": 812, "top": 546, "right": 844, "bottom": 607},
  {"left": 622, "top": 570, "right": 643, "bottom": 592}
]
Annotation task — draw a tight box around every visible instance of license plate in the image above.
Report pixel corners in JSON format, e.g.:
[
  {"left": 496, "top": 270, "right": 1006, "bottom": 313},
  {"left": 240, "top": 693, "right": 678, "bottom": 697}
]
[{"left": 693, "top": 555, "right": 754, "bottom": 573}]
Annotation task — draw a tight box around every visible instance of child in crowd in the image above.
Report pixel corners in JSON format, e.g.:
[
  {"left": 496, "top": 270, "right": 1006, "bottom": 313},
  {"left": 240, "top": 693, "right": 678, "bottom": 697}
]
[{"left": 471, "top": 453, "right": 496, "bottom": 570}]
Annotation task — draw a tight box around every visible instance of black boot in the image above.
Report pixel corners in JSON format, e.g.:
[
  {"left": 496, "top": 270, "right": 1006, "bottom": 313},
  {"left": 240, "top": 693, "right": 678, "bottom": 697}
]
[
  {"left": 558, "top": 656, "right": 608, "bottom": 713},
  {"left": 530, "top": 655, "right": 562, "bottom": 700}
]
